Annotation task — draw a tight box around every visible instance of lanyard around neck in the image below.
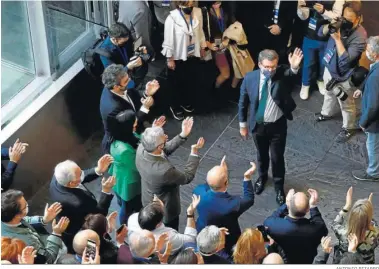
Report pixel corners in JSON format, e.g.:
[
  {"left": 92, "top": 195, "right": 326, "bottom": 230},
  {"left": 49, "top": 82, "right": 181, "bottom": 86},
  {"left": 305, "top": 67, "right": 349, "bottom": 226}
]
[
  {"left": 212, "top": 7, "right": 224, "bottom": 33},
  {"left": 179, "top": 9, "right": 193, "bottom": 42}
]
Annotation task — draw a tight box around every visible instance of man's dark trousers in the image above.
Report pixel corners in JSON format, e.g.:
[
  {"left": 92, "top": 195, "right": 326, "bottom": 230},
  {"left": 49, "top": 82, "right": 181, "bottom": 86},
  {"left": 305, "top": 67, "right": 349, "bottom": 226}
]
[
  {"left": 164, "top": 216, "right": 179, "bottom": 231},
  {"left": 252, "top": 116, "right": 287, "bottom": 191}
]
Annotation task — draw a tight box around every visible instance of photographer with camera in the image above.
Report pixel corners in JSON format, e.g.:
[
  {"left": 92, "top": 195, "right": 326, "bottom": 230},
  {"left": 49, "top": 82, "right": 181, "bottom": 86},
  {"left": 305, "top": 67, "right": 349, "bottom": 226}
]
[
  {"left": 297, "top": 0, "right": 344, "bottom": 100},
  {"left": 100, "top": 23, "right": 151, "bottom": 89},
  {"left": 315, "top": 1, "right": 367, "bottom": 143}
]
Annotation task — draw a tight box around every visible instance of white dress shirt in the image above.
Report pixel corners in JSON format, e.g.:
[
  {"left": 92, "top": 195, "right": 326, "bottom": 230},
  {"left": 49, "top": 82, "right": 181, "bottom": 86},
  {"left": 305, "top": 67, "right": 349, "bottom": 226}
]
[{"left": 240, "top": 68, "right": 298, "bottom": 128}]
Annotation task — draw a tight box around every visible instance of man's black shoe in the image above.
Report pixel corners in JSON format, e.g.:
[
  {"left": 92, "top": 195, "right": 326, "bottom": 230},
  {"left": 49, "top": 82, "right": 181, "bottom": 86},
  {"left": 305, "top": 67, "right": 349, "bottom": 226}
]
[
  {"left": 254, "top": 177, "right": 267, "bottom": 195},
  {"left": 170, "top": 107, "right": 185, "bottom": 121},
  {"left": 352, "top": 170, "right": 379, "bottom": 182},
  {"left": 181, "top": 105, "right": 195, "bottom": 113},
  {"left": 276, "top": 189, "right": 285, "bottom": 206}
]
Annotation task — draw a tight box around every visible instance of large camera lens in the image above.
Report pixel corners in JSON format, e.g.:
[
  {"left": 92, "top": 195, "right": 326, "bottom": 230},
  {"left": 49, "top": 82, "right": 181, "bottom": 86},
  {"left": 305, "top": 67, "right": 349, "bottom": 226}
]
[{"left": 332, "top": 86, "right": 348, "bottom": 101}]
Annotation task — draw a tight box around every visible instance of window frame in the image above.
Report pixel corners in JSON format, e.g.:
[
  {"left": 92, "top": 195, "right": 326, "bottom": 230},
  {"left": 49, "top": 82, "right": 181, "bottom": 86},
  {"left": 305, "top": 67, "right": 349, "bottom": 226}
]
[{"left": 1, "top": 0, "right": 112, "bottom": 141}]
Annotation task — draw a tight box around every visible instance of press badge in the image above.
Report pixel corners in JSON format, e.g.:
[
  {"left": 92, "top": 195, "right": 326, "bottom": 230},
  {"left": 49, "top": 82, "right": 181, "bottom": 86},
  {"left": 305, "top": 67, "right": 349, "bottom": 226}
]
[
  {"left": 308, "top": 18, "right": 317, "bottom": 31},
  {"left": 162, "top": 0, "right": 170, "bottom": 7},
  {"left": 187, "top": 43, "right": 195, "bottom": 56},
  {"left": 323, "top": 49, "right": 335, "bottom": 64}
]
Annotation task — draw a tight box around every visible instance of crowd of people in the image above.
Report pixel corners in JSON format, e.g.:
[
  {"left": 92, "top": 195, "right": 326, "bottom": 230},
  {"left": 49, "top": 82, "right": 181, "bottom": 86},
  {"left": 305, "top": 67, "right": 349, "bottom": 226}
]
[{"left": 1, "top": 0, "right": 379, "bottom": 265}]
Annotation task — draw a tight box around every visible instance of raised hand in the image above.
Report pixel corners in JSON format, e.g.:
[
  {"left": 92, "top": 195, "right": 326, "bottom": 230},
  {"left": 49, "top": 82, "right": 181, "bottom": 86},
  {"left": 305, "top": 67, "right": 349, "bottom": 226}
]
[
  {"left": 157, "top": 241, "right": 172, "bottom": 264},
  {"left": 152, "top": 116, "right": 166, "bottom": 128},
  {"left": 82, "top": 246, "right": 100, "bottom": 264},
  {"left": 145, "top": 79, "right": 160, "bottom": 96},
  {"left": 313, "top": 3, "right": 325, "bottom": 14},
  {"left": 353, "top": 89, "right": 362, "bottom": 99},
  {"left": 286, "top": 189, "right": 295, "bottom": 207},
  {"left": 321, "top": 236, "right": 333, "bottom": 254},
  {"left": 141, "top": 96, "right": 154, "bottom": 109},
  {"left": 9, "top": 139, "right": 28, "bottom": 163},
  {"left": 219, "top": 227, "right": 229, "bottom": 236},
  {"left": 155, "top": 233, "right": 169, "bottom": 254},
  {"left": 348, "top": 233, "right": 358, "bottom": 253},
  {"left": 96, "top": 154, "right": 114, "bottom": 174},
  {"left": 243, "top": 162, "right": 256, "bottom": 180},
  {"left": 116, "top": 225, "right": 128, "bottom": 245},
  {"left": 344, "top": 186, "right": 353, "bottom": 211},
  {"left": 101, "top": 176, "right": 116, "bottom": 193},
  {"left": 288, "top": 47, "right": 303, "bottom": 70},
  {"left": 308, "top": 188, "right": 319, "bottom": 207},
  {"left": 187, "top": 194, "right": 201, "bottom": 215},
  {"left": 181, "top": 117, "right": 194, "bottom": 138},
  {"left": 18, "top": 246, "right": 37, "bottom": 265},
  {"left": 43, "top": 202, "right": 62, "bottom": 223},
  {"left": 52, "top": 217, "right": 70, "bottom": 236},
  {"left": 368, "top": 193, "right": 373, "bottom": 204},
  {"left": 106, "top": 211, "right": 118, "bottom": 233},
  {"left": 220, "top": 155, "right": 228, "bottom": 171}
]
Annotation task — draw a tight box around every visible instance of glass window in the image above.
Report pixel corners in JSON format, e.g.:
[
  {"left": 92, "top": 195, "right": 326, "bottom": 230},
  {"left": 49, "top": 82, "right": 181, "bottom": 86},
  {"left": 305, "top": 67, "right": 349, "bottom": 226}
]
[{"left": 1, "top": 1, "right": 35, "bottom": 106}]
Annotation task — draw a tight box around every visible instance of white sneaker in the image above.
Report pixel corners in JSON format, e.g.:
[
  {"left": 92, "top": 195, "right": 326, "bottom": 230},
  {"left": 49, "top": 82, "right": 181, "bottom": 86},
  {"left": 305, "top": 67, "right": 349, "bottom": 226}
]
[
  {"left": 317, "top": 80, "right": 326, "bottom": 95},
  {"left": 300, "top": 85, "right": 310, "bottom": 100}
]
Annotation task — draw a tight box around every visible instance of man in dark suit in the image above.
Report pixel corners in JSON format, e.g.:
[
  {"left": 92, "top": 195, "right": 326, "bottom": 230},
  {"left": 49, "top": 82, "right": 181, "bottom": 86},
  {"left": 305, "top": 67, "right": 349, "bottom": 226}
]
[
  {"left": 264, "top": 188, "right": 328, "bottom": 264},
  {"left": 49, "top": 154, "right": 115, "bottom": 253},
  {"left": 238, "top": 48, "right": 303, "bottom": 205},
  {"left": 1, "top": 139, "right": 28, "bottom": 192},
  {"left": 193, "top": 157, "right": 256, "bottom": 255},
  {"left": 100, "top": 64, "right": 160, "bottom": 154},
  {"left": 136, "top": 117, "right": 204, "bottom": 231},
  {"left": 352, "top": 35, "right": 379, "bottom": 182}
]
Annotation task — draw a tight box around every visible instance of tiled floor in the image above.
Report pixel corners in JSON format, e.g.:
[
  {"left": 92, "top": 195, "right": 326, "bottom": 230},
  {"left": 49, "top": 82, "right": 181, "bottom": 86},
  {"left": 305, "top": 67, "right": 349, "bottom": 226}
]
[{"left": 31, "top": 59, "right": 378, "bottom": 262}]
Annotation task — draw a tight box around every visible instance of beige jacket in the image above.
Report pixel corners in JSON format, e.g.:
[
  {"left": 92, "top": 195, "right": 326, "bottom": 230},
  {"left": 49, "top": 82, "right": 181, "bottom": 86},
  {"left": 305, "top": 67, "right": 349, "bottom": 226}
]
[{"left": 223, "top": 21, "right": 255, "bottom": 79}]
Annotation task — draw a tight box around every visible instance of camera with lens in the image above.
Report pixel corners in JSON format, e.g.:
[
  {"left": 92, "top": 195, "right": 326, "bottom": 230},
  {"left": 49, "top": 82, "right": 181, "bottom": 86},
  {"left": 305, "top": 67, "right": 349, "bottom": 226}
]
[
  {"left": 328, "top": 17, "right": 344, "bottom": 34},
  {"left": 325, "top": 79, "right": 348, "bottom": 101},
  {"left": 130, "top": 36, "right": 151, "bottom": 63}
]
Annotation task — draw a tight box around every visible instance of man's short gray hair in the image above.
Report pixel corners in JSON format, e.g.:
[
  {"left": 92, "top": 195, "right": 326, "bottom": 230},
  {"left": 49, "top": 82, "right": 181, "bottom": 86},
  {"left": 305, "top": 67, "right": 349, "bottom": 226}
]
[
  {"left": 197, "top": 225, "right": 221, "bottom": 255},
  {"left": 141, "top": 127, "right": 165, "bottom": 152},
  {"left": 101, "top": 64, "right": 128, "bottom": 89},
  {"left": 367, "top": 36, "right": 379, "bottom": 55},
  {"left": 258, "top": 49, "right": 279, "bottom": 63},
  {"left": 129, "top": 231, "right": 155, "bottom": 258},
  {"left": 54, "top": 160, "right": 78, "bottom": 186}
]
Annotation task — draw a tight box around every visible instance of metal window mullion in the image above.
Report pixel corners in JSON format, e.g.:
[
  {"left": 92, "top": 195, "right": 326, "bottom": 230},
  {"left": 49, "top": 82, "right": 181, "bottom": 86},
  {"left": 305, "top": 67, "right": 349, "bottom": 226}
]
[
  {"left": 106, "top": 0, "right": 115, "bottom": 26},
  {"left": 26, "top": 1, "right": 51, "bottom": 77}
]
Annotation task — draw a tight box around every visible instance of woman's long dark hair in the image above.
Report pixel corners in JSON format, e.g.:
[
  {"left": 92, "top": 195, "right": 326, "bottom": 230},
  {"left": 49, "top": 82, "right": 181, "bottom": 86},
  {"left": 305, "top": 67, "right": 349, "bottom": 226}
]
[{"left": 113, "top": 110, "right": 139, "bottom": 149}]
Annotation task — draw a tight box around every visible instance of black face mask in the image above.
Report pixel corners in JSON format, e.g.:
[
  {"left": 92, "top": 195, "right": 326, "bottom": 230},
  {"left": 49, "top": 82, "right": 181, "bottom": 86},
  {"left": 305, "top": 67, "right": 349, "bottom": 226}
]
[
  {"left": 181, "top": 6, "right": 193, "bottom": 15},
  {"left": 340, "top": 18, "right": 354, "bottom": 36}
]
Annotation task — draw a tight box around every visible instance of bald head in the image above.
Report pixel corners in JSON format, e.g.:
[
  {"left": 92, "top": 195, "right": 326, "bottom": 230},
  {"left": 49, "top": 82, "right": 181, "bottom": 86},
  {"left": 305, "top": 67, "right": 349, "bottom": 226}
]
[
  {"left": 207, "top": 165, "right": 228, "bottom": 192},
  {"left": 73, "top": 229, "right": 100, "bottom": 256},
  {"left": 262, "top": 253, "right": 284, "bottom": 264},
  {"left": 289, "top": 192, "right": 309, "bottom": 218},
  {"left": 129, "top": 230, "right": 156, "bottom": 258}
]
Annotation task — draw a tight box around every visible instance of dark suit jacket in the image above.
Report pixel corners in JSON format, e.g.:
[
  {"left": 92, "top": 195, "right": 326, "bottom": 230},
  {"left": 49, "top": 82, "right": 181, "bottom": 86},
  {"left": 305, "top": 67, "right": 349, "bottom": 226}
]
[
  {"left": 99, "top": 36, "right": 132, "bottom": 69},
  {"left": 100, "top": 87, "right": 148, "bottom": 153},
  {"left": 238, "top": 66, "right": 297, "bottom": 133},
  {"left": 136, "top": 135, "right": 200, "bottom": 223},
  {"left": 49, "top": 168, "right": 113, "bottom": 250},
  {"left": 117, "top": 244, "right": 134, "bottom": 264},
  {"left": 1, "top": 148, "right": 18, "bottom": 192},
  {"left": 193, "top": 181, "right": 255, "bottom": 253},
  {"left": 203, "top": 254, "right": 231, "bottom": 264},
  {"left": 264, "top": 204, "right": 328, "bottom": 264},
  {"left": 360, "top": 62, "right": 379, "bottom": 133}
]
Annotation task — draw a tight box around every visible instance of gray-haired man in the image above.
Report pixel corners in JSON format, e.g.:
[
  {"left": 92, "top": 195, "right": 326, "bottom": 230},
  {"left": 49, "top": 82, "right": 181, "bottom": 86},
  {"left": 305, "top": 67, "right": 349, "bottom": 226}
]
[{"left": 136, "top": 117, "right": 204, "bottom": 231}]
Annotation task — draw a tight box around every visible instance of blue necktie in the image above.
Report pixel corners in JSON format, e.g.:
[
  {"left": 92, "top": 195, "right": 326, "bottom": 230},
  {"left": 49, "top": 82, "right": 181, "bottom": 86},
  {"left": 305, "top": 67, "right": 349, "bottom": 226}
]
[{"left": 256, "top": 77, "right": 269, "bottom": 124}]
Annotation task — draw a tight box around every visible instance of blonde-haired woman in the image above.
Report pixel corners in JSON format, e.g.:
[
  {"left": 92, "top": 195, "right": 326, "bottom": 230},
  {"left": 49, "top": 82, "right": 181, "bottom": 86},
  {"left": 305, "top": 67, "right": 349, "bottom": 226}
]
[
  {"left": 233, "top": 228, "right": 286, "bottom": 264},
  {"left": 332, "top": 187, "right": 379, "bottom": 264}
]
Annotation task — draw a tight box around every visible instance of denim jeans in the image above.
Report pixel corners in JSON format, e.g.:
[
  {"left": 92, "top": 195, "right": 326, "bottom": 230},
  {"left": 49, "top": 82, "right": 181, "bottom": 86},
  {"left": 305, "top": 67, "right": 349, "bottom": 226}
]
[
  {"left": 301, "top": 37, "right": 328, "bottom": 86},
  {"left": 366, "top": 132, "right": 379, "bottom": 177}
]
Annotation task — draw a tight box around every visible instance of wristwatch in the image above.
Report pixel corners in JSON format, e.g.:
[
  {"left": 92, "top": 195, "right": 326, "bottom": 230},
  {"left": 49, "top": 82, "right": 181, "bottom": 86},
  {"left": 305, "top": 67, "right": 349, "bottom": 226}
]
[{"left": 187, "top": 214, "right": 194, "bottom": 218}]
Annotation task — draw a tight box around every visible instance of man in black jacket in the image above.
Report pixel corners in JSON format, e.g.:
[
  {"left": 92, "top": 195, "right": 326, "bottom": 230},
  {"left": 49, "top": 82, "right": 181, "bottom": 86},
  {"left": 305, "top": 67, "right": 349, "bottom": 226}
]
[
  {"left": 100, "top": 64, "right": 159, "bottom": 154},
  {"left": 1, "top": 139, "right": 28, "bottom": 192},
  {"left": 49, "top": 154, "right": 115, "bottom": 253}
]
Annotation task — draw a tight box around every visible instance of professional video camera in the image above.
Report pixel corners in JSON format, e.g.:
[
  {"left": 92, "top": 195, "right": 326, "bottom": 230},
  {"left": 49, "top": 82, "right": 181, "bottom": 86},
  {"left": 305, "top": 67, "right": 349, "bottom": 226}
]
[{"left": 325, "top": 66, "right": 369, "bottom": 101}]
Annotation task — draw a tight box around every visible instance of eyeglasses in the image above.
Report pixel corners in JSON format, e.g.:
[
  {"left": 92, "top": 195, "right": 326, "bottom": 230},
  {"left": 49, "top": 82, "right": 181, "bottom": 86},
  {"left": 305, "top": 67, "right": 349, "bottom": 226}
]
[{"left": 20, "top": 203, "right": 29, "bottom": 212}]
